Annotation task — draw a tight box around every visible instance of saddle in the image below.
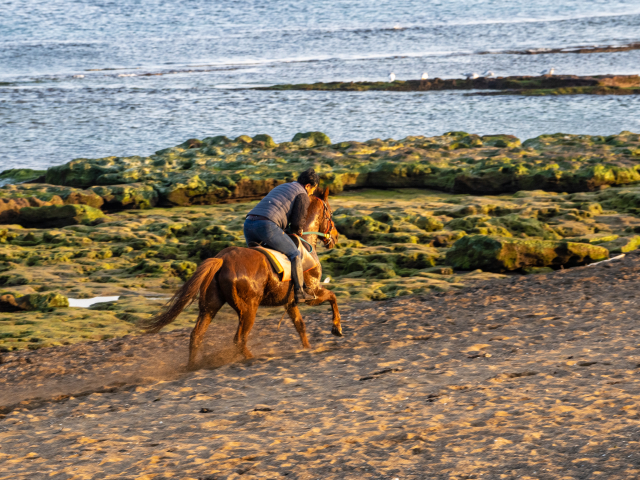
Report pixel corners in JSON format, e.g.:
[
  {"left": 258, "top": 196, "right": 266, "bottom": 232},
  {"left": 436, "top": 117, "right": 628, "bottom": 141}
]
[{"left": 249, "top": 237, "right": 319, "bottom": 282}]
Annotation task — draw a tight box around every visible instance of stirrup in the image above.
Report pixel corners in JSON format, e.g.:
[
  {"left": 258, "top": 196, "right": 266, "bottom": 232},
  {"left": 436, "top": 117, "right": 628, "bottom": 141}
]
[{"left": 294, "top": 289, "right": 315, "bottom": 303}]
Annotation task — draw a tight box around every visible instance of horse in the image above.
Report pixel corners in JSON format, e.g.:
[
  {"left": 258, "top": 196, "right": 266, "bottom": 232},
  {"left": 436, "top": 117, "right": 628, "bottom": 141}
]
[{"left": 141, "top": 188, "right": 342, "bottom": 370}]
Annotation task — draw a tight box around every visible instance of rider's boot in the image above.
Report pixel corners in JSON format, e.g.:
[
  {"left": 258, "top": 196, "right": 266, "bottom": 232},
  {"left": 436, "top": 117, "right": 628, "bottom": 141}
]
[{"left": 292, "top": 256, "right": 315, "bottom": 303}]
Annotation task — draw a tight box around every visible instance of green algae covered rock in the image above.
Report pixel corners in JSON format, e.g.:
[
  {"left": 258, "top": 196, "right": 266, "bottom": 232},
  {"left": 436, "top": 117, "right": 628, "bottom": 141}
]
[
  {"left": 0, "top": 292, "right": 69, "bottom": 312},
  {"left": 481, "top": 135, "right": 521, "bottom": 148},
  {"left": 292, "top": 131, "right": 331, "bottom": 147},
  {"left": 334, "top": 214, "right": 390, "bottom": 240},
  {"left": 10, "top": 130, "right": 640, "bottom": 211},
  {"left": 0, "top": 183, "right": 104, "bottom": 208},
  {"left": 252, "top": 134, "right": 278, "bottom": 148},
  {"left": 90, "top": 184, "right": 158, "bottom": 209},
  {"left": 0, "top": 168, "right": 45, "bottom": 187},
  {"left": 410, "top": 215, "right": 444, "bottom": 232},
  {"left": 365, "top": 262, "right": 397, "bottom": 279},
  {"left": 599, "top": 235, "right": 640, "bottom": 253},
  {"left": 446, "top": 235, "right": 609, "bottom": 272},
  {"left": 565, "top": 233, "right": 619, "bottom": 244},
  {"left": 20, "top": 292, "right": 69, "bottom": 311},
  {"left": 171, "top": 261, "right": 197, "bottom": 281},
  {"left": 45, "top": 158, "right": 117, "bottom": 187},
  {"left": 17, "top": 204, "right": 105, "bottom": 227}
]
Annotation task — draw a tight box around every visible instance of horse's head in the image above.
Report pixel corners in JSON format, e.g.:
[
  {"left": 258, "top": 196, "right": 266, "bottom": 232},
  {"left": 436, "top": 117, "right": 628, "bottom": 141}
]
[{"left": 312, "top": 187, "right": 338, "bottom": 249}]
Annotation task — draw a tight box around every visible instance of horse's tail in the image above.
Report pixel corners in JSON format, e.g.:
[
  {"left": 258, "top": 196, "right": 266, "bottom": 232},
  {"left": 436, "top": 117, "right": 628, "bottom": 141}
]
[{"left": 140, "top": 257, "right": 224, "bottom": 333}]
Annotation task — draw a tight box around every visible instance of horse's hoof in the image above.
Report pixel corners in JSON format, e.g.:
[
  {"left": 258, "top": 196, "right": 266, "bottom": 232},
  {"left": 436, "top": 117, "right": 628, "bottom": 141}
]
[
  {"left": 186, "top": 362, "right": 199, "bottom": 372},
  {"left": 331, "top": 325, "right": 343, "bottom": 337}
]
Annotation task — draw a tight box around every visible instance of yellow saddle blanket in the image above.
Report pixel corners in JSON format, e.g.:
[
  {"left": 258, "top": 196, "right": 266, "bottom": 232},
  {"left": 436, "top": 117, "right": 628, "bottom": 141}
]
[{"left": 251, "top": 240, "right": 319, "bottom": 282}]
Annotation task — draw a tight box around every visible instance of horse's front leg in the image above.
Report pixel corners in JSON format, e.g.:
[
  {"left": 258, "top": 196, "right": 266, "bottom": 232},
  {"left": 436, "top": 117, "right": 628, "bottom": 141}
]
[
  {"left": 286, "top": 303, "right": 312, "bottom": 349},
  {"left": 305, "top": 287, "right": 342, "bottom": 337}
]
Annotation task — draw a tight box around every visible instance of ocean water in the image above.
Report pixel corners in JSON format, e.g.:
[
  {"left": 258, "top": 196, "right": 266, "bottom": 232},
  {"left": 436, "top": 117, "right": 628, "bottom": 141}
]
[{"left": 1, "top": 0, "right": 640, "bottom": 170}]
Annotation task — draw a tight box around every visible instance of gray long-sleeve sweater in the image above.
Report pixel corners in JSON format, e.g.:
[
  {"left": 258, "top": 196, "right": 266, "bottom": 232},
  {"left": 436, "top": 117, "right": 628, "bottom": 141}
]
[{"left": 247, "top": 182, "right": 310, "bottom": 231}]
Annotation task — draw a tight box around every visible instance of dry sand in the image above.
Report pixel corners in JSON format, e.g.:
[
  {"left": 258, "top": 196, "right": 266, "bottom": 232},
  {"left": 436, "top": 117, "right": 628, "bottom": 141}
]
[{"left": 2, "top": 254, "right": 640, "bottom": 479}]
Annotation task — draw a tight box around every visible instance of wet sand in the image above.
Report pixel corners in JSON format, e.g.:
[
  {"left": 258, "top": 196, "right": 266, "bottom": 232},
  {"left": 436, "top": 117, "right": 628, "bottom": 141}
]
[{"left": 2, "top": 254, "right": 640, "bottom": 479}]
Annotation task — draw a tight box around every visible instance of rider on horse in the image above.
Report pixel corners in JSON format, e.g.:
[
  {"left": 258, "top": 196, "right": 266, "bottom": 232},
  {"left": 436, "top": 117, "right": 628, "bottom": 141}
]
[{"left": 243, "top": 168, "right": 319, "bottom": 304}]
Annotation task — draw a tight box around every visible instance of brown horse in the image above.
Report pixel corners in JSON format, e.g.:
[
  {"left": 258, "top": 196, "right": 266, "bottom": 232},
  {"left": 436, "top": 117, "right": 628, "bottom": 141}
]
[{"left": 142, "top": 188, "right": 342, "bottom": 370}]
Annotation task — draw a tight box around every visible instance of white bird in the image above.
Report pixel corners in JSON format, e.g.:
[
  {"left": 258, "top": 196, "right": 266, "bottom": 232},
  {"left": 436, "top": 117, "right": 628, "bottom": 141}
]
[
  {"left": 323, "top": 276, "right": 331, "bottom": 284},
  {"left": 118, "top": 73, "right": 137, "bottom": 77},
  {"left": 72, "top": 74, "right": 85, "bottom": 78},
  {"left": 540, "top": 68, "right": 555, "bottom": 76},
  {"left": 482, "top": 70, "right": 495, "bottom": 78},
  {"left": 421, "top": 72, "right": 429, "bottom": 80},
  {"left": 389, "top": 72, "right": 396, "bottom": 82},
  {"left": 463, "top": 72, "right": 479, "bottom": 79}
]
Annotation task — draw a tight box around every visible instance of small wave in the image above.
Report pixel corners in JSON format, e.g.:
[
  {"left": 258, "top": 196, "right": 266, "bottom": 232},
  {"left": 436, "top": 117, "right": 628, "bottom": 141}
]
[
  {"left": 480, "top": 42, "right": 640, "bottom": 56},
  {"left": 86, "top": 67, "right": 141, "bottom": 72},
  {"left": 428, "top": 10, "right": 640, "bottom": 27},
  {"left": 234, "top": 10, "right": 640, "bottom": 38}
]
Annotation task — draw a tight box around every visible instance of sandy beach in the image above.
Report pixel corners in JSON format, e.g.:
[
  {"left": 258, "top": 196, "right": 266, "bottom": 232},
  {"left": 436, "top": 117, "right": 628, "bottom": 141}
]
[{"left": 2, "top": 252, "right": 640, "bottom": 479}]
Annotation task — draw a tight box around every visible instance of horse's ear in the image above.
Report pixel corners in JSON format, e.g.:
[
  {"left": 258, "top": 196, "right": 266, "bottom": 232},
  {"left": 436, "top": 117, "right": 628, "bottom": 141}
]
[{"left": 323, "top": 187, "right": 329, "bottom": 201}]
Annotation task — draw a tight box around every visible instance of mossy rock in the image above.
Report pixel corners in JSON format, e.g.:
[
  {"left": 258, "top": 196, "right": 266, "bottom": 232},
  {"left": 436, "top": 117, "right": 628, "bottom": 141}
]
[
  {"left": 445, "top": 215, "right": 492, "bottom": 233},
  {"left": 488, "top": 214, "right": 558, "bottom": 239},
  {"left": 21, "top": 292, "right": 69, "bottom": 311},
  {"left": 481, "top": 135, "right": 521, "bottom": 148},
  {"left": 564, "top": 233, "right": 620, "bottom": 244},
  {"left": 1, "top": 292, "right": 69, "bottom": 312},
  {"left": 411, "top": 215, "right": 444, "bottom": 232},
  {"left": 292, "top": 132, "right": 331, "bottom": 147},
  {"left": 252, "top": 134, "right": 278, "bottom": 148},
  {"left": 365, "top": 262, "right": 396, "bottom": 279},
  {"left": 172, "top": 261, "right": 197, "bottom": 281},
  {"left": 394, "top": 250, "right": 438, "bottom": 269},
  {"left": 343, "top": 256, "right": 370, "bottom": 274},
  {"left": 128, "top": 259, "right": 172, "bottom": 276},
  {"left": 235, "top": 135, "right": 253, "bottom": 144},
  {"left": 0, "top": 168, "right": 45, "bottom": 186},
  {"left": 372, "top": 232, "right": 420, "bottom": 244},
  {"left": 45, "top": 158, "right": 116, "bottom": 187},
  {"left": 334, "top": 215, "right": 390, "bottom": 241},
  {"left": 17, "top": 204, "right": 105, "bottom": 228},
  {"left": 599, "top": 235, "right": 640, "bottom": 253},
  {"left": 446, "top": 234, "right": 609, "bottom": 272},
  {"left": 0, "top": 272, "right": 31, "bottom": 286},
  {"left": 23, "top": 128, "right": 640, "bottom": 207},
  {"left": 428, "top": 230, "right": 467, "bottom": 247},
  {"left": 90, "top": 184, "right": 158, "bottom": 209}
]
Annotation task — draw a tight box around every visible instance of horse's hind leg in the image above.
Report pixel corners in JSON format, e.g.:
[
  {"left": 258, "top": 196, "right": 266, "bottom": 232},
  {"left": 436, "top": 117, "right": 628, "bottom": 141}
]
[
  {"left": 235, "top": 306, "right": 258, "bottom": 359},
  {"left": 187, "top": 292, "right": 224, "bottom": 371},
  {"left": 286, "top": 304, "right": 311, "bottom": 349}
]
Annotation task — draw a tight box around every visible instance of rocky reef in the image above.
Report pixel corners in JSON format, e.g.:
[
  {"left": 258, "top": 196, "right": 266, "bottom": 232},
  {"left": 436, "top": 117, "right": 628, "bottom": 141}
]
[
  {"left": 2, "top": 131, "right": 640, "bottom": 219},
  {"left": 3, "top": 131, "right": 640, "bottom": 350},
  {"left": 257, "top": 74, "right": 640, "bottom": 96}
]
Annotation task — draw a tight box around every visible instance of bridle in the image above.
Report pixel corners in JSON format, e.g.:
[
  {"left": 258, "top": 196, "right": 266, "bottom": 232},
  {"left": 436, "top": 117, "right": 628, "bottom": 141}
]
[{"left": 300, "top": 198, "right": 337, "bottom": 249}]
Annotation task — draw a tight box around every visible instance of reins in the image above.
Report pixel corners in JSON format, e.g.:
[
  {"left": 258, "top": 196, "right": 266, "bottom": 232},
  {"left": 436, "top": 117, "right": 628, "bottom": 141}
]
[{"left": 301, "top": 231, "right": 331, "bottom": 238}]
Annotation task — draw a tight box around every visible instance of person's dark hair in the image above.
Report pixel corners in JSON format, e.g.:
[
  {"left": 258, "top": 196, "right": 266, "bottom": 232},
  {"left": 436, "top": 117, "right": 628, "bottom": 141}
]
[{"left": 297, "top": 168, "right": 320, "bottom": 187}]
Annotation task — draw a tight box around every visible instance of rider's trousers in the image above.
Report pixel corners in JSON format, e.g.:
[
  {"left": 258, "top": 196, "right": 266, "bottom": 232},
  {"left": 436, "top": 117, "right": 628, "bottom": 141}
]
[{"left": 243, "top": 219, "right": 301, "bottom": 261}]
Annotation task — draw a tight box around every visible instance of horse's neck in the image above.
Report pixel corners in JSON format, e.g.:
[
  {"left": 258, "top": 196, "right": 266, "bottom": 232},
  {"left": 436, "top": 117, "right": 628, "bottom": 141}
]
[{"left": 303, "top": 200, "right": 322, "bottom": 248}]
